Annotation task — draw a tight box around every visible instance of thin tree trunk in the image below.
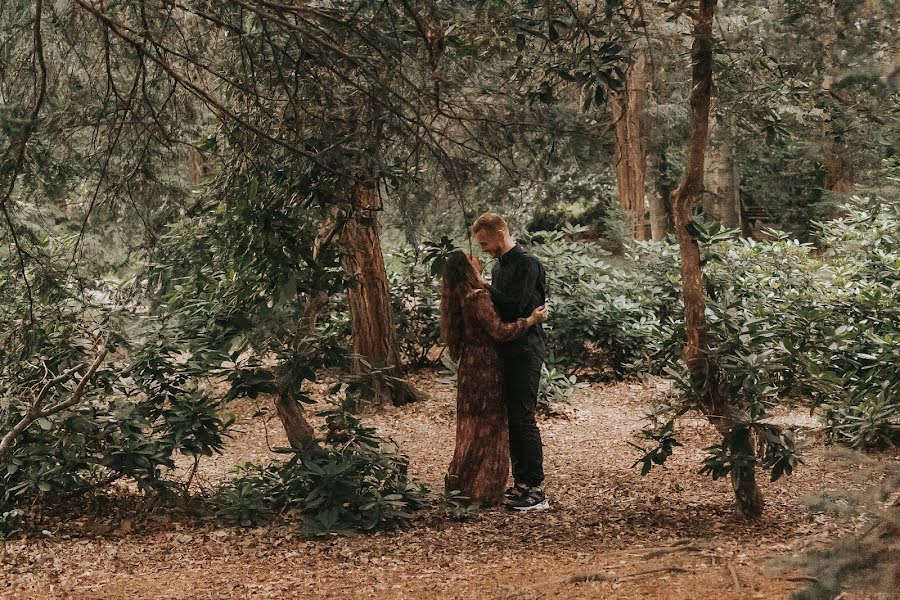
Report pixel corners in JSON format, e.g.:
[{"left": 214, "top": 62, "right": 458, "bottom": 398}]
[
  {"left": 823, "top": 139, "right": 854, "bottom": 193},
  {"left": 702, "top": 115, "right": 742, "bottom": 230},
  {"left": 186, "top": 148, "right": 205, "bottom": 186},
  {"left": 272, "top": 381, "right": 317, "bottom": 450},
  {"left": 648, "top": 145, "right": 674, "bottom": 240},
  {"left": 670, "top": 0, "right": 763, "bottom": 519},
  {"left": 821, "top": 3, "right": 854, "bottom": 197},
  {"left": 342, "top": 186, "right": 420, "bottom": 407},
  {"left": 613, "top": 54, "right": 649, "bottom": 240}
]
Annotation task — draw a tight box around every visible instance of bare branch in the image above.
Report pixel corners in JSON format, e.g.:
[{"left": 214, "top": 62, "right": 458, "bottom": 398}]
[
  {"left": 0, "top": 0, "right": 49, "bottom": 328},
  {"left": 0, "top": 346, "right": 108, "bottom": 462}
]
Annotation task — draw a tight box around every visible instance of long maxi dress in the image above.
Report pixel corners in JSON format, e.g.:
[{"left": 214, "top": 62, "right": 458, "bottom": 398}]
[{"left": 446, "top": 288, "right": 530, "bottom": 505}]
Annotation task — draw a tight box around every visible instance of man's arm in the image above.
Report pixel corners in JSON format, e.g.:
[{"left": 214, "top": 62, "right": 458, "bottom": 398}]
[{"left": 487, "top": 256, "right": 542, "bottom": 320}]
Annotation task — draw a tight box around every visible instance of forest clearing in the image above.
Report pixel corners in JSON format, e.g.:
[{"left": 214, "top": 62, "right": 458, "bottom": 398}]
[{"left": 2, "top": 374, "right": 896, "bottom": 599}]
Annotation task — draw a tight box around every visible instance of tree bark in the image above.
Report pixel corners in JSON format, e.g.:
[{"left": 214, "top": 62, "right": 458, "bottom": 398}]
[
  {"left": 186, "top": 147, "right": 205, "bottom": 186},
  {"left": 821, "top": 3, "right": 854, "bottom": 197},
  {"left": 670, "top": 0, "right": 763, "bottom": 519},
  {"left": 729, "top": 426, "right": 763, "bottom": 518},
  {"left": 702, "top": 114, "right": 742, "bottom": 230},
  {"left": 613, "top": 54, "right": 649, "bottom": 240},
  {"left": 823, "top": 138, "right": 854, "bottom": 193},
  {"left": 272, "top": 382, "right": 317, "bottom": 450},
  {"left": 647, "top": 145, "right": 674, "bottom": 240},
  {"left": 342, "top": 186, "right": 420, "bottom": 407}
]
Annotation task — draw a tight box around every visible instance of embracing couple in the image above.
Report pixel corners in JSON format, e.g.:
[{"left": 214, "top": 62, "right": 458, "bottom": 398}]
[{"left": 441, "top": 213, "right": 550, "bottom": 511}]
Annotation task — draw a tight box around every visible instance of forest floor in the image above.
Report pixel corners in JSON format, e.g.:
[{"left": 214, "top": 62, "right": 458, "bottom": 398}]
[{"left": 1, "top": 371, "right": 897, "bottom": 600}]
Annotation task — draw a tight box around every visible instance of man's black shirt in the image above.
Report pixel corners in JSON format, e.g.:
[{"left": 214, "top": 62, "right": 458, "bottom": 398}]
[{"left": 486, "top": 244, "right": 546, "bottom": 352}]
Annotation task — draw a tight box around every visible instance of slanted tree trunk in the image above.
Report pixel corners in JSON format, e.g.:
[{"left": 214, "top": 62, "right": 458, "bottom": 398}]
[
  {"left": 272, "top": 379, "right": 317, "bottom": 450},
  {"left": 702, "top": 114, "right": 742, "bottom": 230},
  {"left": 342, "top": 186, "right": 420, "bottom": 407},
  {"left": 670, "top": 0, "right": 763, "bottom": 519},
  {"left": 613, "top": 54, "right": 649, "bottom": 240},
  {"left": 272, "top": 285, "right": 333, "bottom": 451},
  {"left": 271, "top": 209, "right": 346, "bottom": 450}
]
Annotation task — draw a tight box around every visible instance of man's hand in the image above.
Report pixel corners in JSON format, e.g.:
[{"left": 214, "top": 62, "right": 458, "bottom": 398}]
[{"left": 527, "top": 304, "right": 549, "bottom": 326}]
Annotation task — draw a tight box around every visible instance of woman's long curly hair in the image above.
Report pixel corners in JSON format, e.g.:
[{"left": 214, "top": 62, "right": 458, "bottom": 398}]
[{"left": 440, "top": 250, "right": 484, "bottom": 361}]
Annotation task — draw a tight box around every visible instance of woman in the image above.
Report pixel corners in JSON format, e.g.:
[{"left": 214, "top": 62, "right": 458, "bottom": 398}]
[{"left": 441, "top": 250, "right": 548, "bottom": 505}]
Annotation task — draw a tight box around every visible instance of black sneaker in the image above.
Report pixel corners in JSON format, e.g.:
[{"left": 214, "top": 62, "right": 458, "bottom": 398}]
[
  {"left": 507, "top": 486, "right": 550, "bottom": 511},
  {"left": 504, "top": 484, "right": 526, "bottom": 500}
]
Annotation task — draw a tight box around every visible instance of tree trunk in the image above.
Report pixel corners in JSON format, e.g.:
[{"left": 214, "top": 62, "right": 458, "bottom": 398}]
[
  {"left": 270, "top": 210, "right": 345, "bottom": 450},
  {"left": 729, "top": 426, "right": 764, "bottom": 518},
  {"left": 272, "top": 382, "right": 317, "bottom": 450},
  {"left": 647, "top": 145, "right": 674, "bottom": 240},
  {"left": 823, "top": 139, "right": 854, "bottom": 193},
  {"left": 670, "top": 0, "right": 763, "bottom": 519},
  {"left": 821, "top": 4, "right": 854, "bottom": 198},
  {"left": 702, "top": 115, "right": 742, "bottom": 230},
  {"left": 342, "top": 186, "right": 420, "bottom": 407},
  {"left": 186, "top": 147, "right": 205, "bottom": 186},
  {"left": 613, "top": 54, "right": 648, "bottom": 240}
]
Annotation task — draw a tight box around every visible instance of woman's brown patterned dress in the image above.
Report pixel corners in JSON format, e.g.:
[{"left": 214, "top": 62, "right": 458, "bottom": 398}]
[{"left": 446, "top": 288, "right": 530, "bottom": 505}]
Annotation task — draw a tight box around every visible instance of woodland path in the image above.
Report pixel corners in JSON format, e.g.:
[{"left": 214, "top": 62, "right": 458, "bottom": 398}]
[{"left": 1, "top": 372, "right": 894, "bottom": 599}]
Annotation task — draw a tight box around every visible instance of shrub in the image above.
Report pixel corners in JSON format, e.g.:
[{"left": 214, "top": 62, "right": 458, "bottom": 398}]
[
  {"left": 511, "top": 167, "right": 623, "bottom": 241},
  {"left": 802, "top": 196, "right": 900, "bottom": 448},
  {"left": 0, "top": 227, "right": 234, "bottom": 534},
  {"left": 1, "top": 323, "right": 236, "bottom": 527},
  {"left": 523, "top": 225, "right": 679, "bottom": 377},
  {"left": 387, "top": 245, "right": 443, "bottom": 366},
  {"left": 632, "top": 193, "right": 900, "bottom": 479},
  {"left": 215, "top": 408, "right": 427, "bottom": 535},
  {"left": 538, "top": 355, "right": 586, "bottom": 412}
]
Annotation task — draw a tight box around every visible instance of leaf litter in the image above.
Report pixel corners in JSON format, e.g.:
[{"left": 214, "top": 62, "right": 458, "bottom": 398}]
[{"left": 1, "top": 372, "right": 896, "bottom": 599}]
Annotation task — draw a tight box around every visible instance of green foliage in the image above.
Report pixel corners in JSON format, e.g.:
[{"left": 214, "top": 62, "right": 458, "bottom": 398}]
[
  {"left": 697, "top": 426, "right": 799, "bottom": 483},
  {"left": 538, "top": 355, "right": 586, "bottom": 413},
  {"left": 0, "top": 221, "right": 232, "bottom": 533},
  {"left": 441, "top": 489, "right": 480, "bottom": 521},
  {"left": 630, "top": 419, "right": 682, "bottom": 476},
  {"left": 514, "top": 168, "right": 621, "bottom": 239},
  {"left": 387, "top": 244, "right": 444, "bottom": 366},
  {"left": 1, "top": 322, "right": 236, "bottom": 522},
  {"left": 802, "top": 197, "right": 900, "bottom": 448},
  {"left": 523, "top": 225, "right": 679, "bottom": 377},
  {"left": 419, "top": 236, "right": 460, "bottom": 278},
  {"left": 631, "top": 190, "right": 899, "bottom": 486},
  {"left": 212, "top": 468, "right": 274, "bottom": 527},
  {"left": 215, "top": 408, "right": 427, "bottom": 535}
]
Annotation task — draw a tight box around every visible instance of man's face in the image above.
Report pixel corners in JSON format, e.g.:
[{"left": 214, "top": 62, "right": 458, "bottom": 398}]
[{"left": 474, "top": 228, "right": 504, "bottom": 259}]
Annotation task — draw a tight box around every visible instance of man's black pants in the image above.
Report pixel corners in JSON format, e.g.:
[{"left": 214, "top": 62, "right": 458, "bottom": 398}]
[{"left": 502, "top": 342, "right": 545, "bottom": 488}]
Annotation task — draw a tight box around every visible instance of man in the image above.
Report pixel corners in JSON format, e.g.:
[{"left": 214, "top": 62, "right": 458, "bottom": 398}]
[{"left": 470, "top": 213, "right": 549, "bottom": 511}]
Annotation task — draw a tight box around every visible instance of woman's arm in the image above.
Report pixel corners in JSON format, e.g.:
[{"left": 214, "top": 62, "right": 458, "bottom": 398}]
[{"left": 468, "top": 290, "right": 531, "bottom": 342}]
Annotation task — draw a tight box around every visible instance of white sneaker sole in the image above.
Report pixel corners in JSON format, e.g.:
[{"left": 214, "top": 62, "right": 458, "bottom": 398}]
[{"left": 511, "top": 499, "right": 550, "bottom": 511}]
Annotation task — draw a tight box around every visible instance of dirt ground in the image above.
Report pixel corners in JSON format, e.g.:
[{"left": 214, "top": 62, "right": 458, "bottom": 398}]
[{"left": 1, "top": 372, "right": 896, "bottom": 599}]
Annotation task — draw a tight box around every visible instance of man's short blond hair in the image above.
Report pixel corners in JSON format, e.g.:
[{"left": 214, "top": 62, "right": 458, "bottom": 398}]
[{"left": 471, "top": 213, "right": 507, "bottom": 235}]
